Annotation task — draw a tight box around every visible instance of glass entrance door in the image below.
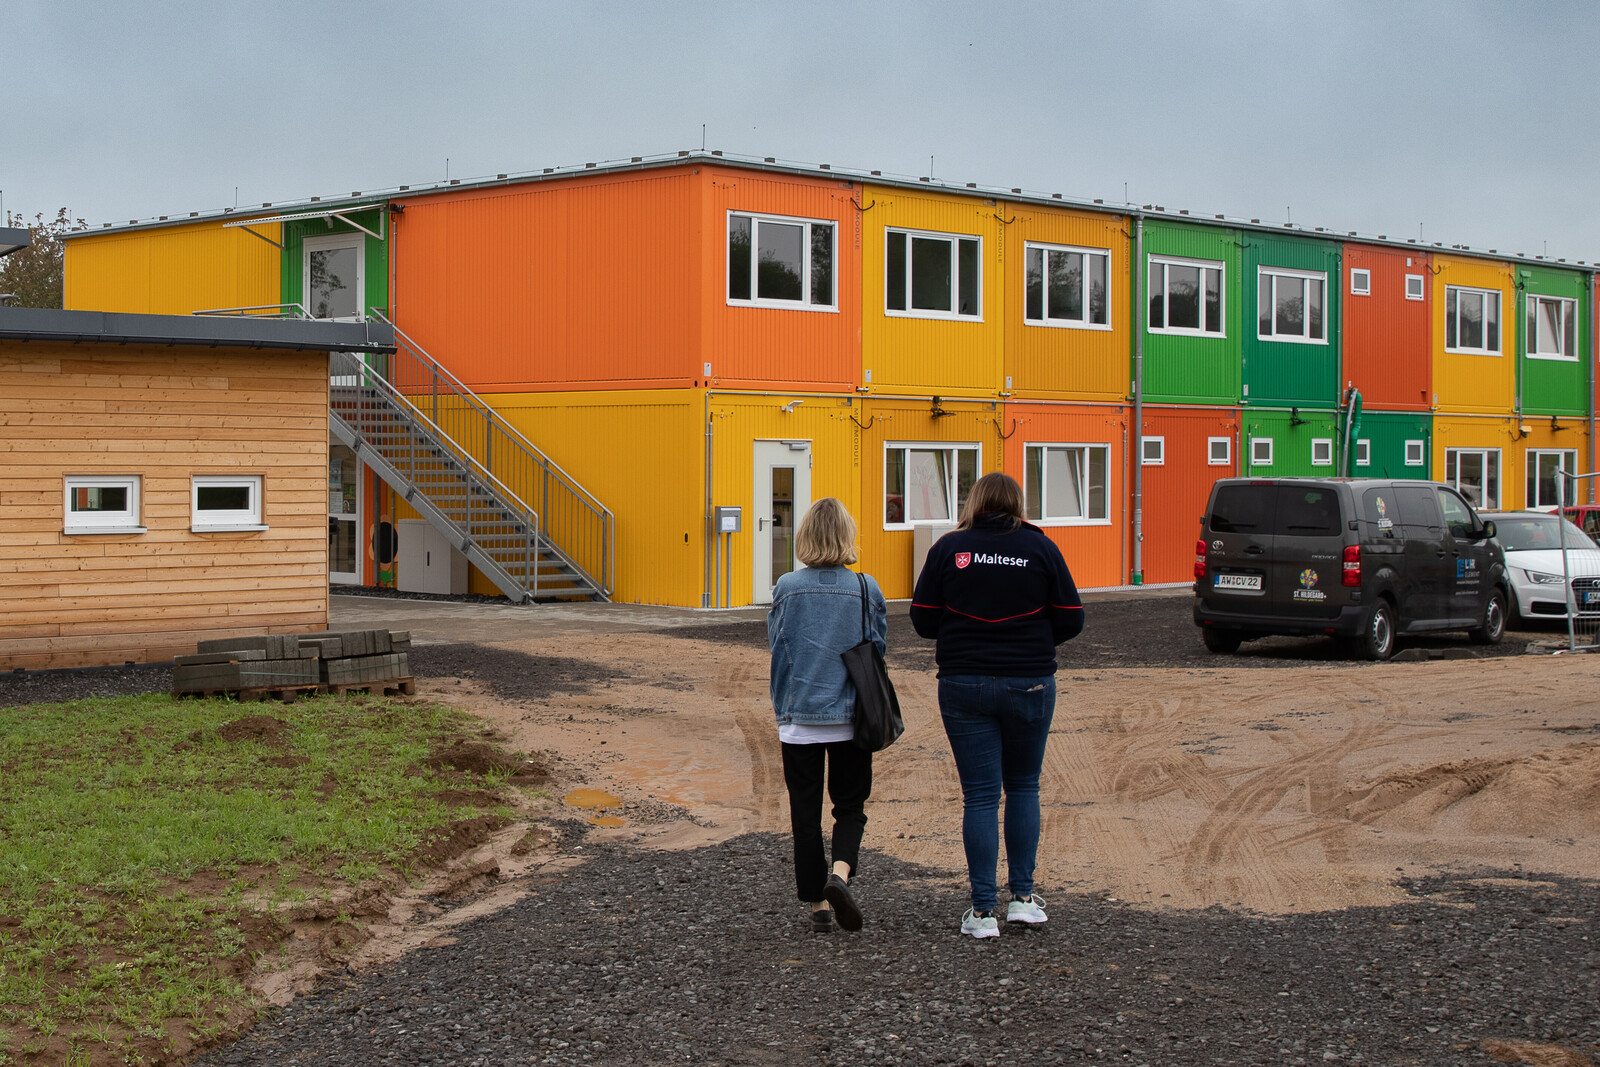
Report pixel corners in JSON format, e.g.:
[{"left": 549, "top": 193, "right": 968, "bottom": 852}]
[
  {"left": 752, "top": 440, "right": 812, "bottom": 605},
  {"left": 304, "top": 234, "right": 364, "bottom": 321},
  {"left": 329, "top": 444, "right": 360, "bottom": 585}
]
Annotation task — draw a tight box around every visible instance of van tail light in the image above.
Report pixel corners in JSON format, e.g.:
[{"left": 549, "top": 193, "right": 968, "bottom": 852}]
[
  {"left": 1194, "top": 540, "right": 1208, "bottom": 580},
  {"left": 1342, "top": 545, "right": 1362, "bottom": 586}
]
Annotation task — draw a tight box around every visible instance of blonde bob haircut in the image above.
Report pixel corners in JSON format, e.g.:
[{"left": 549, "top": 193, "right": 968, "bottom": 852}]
[{"left": 795, "top": 497, "right": 860, "bottom": 567}]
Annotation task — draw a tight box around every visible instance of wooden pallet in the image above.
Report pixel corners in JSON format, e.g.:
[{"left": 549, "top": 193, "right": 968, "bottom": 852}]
[
  {"left": 320, "top": 677, "right": 417, "bottom": 697},
  {"left": 173, "top": 684, "right": 322, "bottom": 703}
]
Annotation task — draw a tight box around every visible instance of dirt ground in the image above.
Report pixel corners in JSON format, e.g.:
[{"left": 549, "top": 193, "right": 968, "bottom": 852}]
[{"left": 411, "top": 615, "right": 1600, "bottom": 917}]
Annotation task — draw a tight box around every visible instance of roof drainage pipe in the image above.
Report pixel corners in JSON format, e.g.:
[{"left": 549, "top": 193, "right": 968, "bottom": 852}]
[{"left": 1131, "top": 211, "right": 1145, "bottom": 586}]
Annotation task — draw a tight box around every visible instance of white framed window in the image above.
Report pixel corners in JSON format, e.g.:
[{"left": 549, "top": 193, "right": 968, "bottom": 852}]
[
  {"left": 1350, "top": 268, "right": 1371, "bottom": 296},
  {"left": 1527, "top": 450, "right": 1579, "bottom": 510},
  {"left": 1148, "top": 255, "right": 1224, "bottom": 336},
  {"left": 1257, "top": 267, "right": 1327, "bottom": 343},
  {"left": 1525, "top": 295, "right": 1578, "bottom": 361},
  {"left": 884, "top": 442, "right": 980, "bottom": 528},
  {"left": 1405, "top": 274, "right": 1425, "bottom": 301},
  {"left": 727, "top": 212, "right": 835, "bottom": 310},
  {"left": 1250, "top": 437, "right": 1274, "bottom": 467},
  {"left": 1445, "top": 448, "right": 1501, "bottom": 508},
  {"left": 1141, "top": 436, "right": 1165, "bottom": 465},
  {"left": 63, "top": 476, "right": 143, "bottom": 534},
  {"left": 1024, "top": 242, "right": 1110, "bottom": 329},
  {"left": 1023, "top": 444, "right": 1110, "bottom": 525},
  {"left": 1207, "top": 437, "right": 1232, "bottom": 466},
  {"left": 1444, "top": 285, "right": 1502, "bottom": 355},
  {"left": 303, "top": 233, "right": 365, "bottom": 321},
  {"left": 1355, "top": 439, "right": 1371, "bottom": 467},
  {"left": 885, "top": 228, "right": 981, "bottom": 320},
  {"left": 192, "top": 475, "right": 265, "bottom": 531},
  {"left": 1404, "top": 439, "right": 1425, "bottom": 466},
  {"left": 1311, "top": 438, "right": 1334, "bottom": 466}
]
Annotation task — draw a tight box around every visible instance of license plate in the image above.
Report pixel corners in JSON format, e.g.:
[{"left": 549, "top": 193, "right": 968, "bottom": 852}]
[
  {"left": 1583, "top": 591, "right": 1600, "bottom": 605},
  {"left": 1214, "top": 574, "right": 1262, "bottom": 592}
]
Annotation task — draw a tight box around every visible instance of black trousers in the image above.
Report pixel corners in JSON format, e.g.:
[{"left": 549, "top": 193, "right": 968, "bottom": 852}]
[{"left": 780, "top": 739, "right": 873, "bottom": 902}]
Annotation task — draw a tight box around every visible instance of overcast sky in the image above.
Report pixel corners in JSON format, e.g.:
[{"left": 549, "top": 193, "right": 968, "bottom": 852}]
[{"left": 8, "top": 1, "right": 1599, "bottom": 261}]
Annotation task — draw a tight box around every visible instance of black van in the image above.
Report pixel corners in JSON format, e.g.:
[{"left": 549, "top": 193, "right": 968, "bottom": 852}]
[{"left": 1193, "top": 478, "right": 1507, "bottom": 660}]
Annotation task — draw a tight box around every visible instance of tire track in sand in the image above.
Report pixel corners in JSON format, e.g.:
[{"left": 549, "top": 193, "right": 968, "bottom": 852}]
[{"left": 719, "top": 658, "right": 785, "bottom": 832}]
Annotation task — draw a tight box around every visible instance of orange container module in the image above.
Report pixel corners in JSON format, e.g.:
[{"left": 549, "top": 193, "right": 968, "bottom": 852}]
[
  {"left": 1342, "top": 244, "right": 1432, "bottom": 411},
  {"left": 1133, "top": 405, "right": 1241, "bottom": 584}
]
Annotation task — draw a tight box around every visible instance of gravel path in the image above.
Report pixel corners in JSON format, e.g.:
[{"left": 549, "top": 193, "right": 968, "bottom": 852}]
[{"left": 196, "top": 833, "right": 1598, "bottom": 1067}]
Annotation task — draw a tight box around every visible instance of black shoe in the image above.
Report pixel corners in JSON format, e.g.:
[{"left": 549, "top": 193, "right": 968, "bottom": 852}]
[
  {"left": 824, "top": 874, "right": 862, "bottom": 931},
  {"left": 811, "top": 908, "right": 834, "bottom": 933}
]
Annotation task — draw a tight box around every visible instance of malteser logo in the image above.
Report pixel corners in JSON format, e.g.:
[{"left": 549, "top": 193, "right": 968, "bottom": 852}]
[
  {"left": 954, "top": 552, "right": 971, "bottom": 570},
  {"left": 959, "top": 552, "right": 1031, "bottom": 568}
]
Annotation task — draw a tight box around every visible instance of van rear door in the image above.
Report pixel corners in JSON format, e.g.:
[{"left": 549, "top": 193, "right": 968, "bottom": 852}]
[
  {"left": 1204, "top": 482, "right": 1275, "bottom": 606},
  {"left": 1270, "top": 484, "right": 1345, "bottom": 619}
]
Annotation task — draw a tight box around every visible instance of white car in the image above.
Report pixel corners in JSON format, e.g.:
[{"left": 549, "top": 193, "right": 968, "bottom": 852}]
[{"left": 1488, "top": 511, "right": 1600, "bottom": 624}]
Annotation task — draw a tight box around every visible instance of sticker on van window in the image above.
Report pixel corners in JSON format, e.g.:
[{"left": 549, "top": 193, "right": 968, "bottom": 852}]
[
  {"left": 1293, "top": 568, "right": 1327, "bottom": 601},
  {"left": 1375, "top": 496, "right": 1393, "bottom": 530}
]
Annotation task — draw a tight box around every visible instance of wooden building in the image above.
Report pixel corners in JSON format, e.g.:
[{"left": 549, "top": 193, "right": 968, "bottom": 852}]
[{"left": 0, "top": 308, "right": 395, "bottom": 668}]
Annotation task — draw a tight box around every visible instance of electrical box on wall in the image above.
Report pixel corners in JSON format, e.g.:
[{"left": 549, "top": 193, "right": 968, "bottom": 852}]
[{"left": 715, "top": 506, "right": 742, "bottom": 533}]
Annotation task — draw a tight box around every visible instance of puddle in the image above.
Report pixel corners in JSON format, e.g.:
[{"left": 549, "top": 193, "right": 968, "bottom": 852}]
[
  {"left": 564, "top": 788, "right": 623, "bottom": 810},
  {"left": 588, "top": 815, "right": 627, "bottom": 827}
]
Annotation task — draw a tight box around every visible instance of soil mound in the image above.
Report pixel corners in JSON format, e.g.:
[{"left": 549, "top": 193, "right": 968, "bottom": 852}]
[
  {"left": 219, "top": 716, "right": 290, "bottom": 745},
  {"left": 1347, "top": 742, "right": 1600, "bottom": 835},
  {"left": 414, "top": 815, "right": 510, "bottom": 868},
  {"left": 422, "top": 740, "right": 549, "bottom": 783}
]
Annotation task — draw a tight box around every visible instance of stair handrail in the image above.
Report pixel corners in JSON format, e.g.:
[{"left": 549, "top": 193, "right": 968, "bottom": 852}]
[{"left": 368, "top": 311, "right": 613, "bottom": 521}]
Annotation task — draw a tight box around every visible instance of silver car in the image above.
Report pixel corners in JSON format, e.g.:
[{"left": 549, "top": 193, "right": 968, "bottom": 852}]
[{"left": 1488, "top": 511, "right": 1600, "bottom": 624}]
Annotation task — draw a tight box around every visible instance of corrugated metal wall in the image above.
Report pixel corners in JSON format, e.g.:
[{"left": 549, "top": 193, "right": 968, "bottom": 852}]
[
  {"left": 1342, "top": 244, "right": 1432, "bottom": 411},
  {"left": 1136, "top": 405, "right": 1240, "bottom": 583},
  {"left": 1141, "top": 221, "right": 1242, "bottom": 405},
  {"left": 1433, "top": 255, "right": 1517, "bottom": 415},
  {"left": 64, "top": 219, "right": 281, "bottom": 314},
  {"left": 281, "top": 209, "right": 389, "bottom": 320},
  {"left": 1241, "top": 233, "right": 1341, "bottom": 408},
  {"left": 701, "top": 167, "right": 862, "bottom": 391},
  {"left": 1517, "top": 264, "right": 1589, "bottom": 417},
  {"left": 1003, "top": 403, "right": 1129, "bottom": 589},
  {"left": 1241, "top": 409, "right": 1340, "bottom": 477},
  {"left": 1002, "top": 206, "right": 1131, "bottom": 402},
  {"left": 1431, "top": 414, "right": 1522, "bottom": 509},
  {"left": 860, "top": 185, "right": 1004, "bottom": 397},
  {"left": 1349, "top": 410, "right": 1432, "bottom": 479},
  {"left": 393, "top": 169, "right": 702, "bottom": 392}
]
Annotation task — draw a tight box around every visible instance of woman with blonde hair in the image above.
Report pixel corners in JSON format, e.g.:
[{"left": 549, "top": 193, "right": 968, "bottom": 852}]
[
  {"left": 768, "top": 497, "right": 887, "bottom": 934},
  {"left": 910, "top": 472, "right": 1083, "bottom": 938}
]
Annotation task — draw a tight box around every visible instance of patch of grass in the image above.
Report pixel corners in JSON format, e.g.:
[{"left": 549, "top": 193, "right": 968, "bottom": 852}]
[{"left": 0, "top": 693, "right": 518, "bottom": 1063}]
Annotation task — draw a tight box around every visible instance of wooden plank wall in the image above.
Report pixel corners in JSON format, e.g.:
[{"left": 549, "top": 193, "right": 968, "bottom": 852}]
[{"left": 0, "top": 341, "right": 330, "bottom": 669}]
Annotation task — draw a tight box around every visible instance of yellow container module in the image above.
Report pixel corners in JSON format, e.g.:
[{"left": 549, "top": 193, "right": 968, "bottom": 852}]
[
  {"left": 1428, "top": 413, "right": 1591, "bottom": 512},
  {"left": 1001, "top": 204, "right": 1131, "bottom": 402},
  {"left": 860, "top": 184, "right": 1005, "bottom": 398},
  {"left": 64, "top": 218, "right": 282, "bottom": 314},
  {"left": 1431, "top": 255, "right": 1517, "bottom": 416}
]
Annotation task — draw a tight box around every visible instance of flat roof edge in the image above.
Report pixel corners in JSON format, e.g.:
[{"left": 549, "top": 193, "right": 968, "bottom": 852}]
[{"left": 0, "top": 308, "right": 397, "bottom": 352}]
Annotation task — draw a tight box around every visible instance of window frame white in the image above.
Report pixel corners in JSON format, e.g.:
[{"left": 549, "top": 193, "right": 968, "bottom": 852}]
[
  {"left": 302, "top": 232, "right": 366, "bottom": 322},
  {"left": 1355, "top": 439, "right": 1371, "bottom": 468},
  {"left": 1257, "top": 266, "right": 1329, "bottom": 344},
  {"left": 1207, "top": 436, "right": 1232, "bottom": 466},
  {"left": 1310, "top": 438, "right": 1334, "bottom": 466},
  {"left": 1141, "top": 436, "right": 1165, "bottom": 466},
  {"left": 1444, "top": 447, "right": 1502, "bottom": 509},
  {"left": 1022, "top": 442, "right": 1112, "bottom": 527},
  {"left": 726, "top": 210, "right": 838, "bottom": 312},
  {"left": 1022, "top": 240, "right": 1112, "bottom": 331},
  {"left": 882, "top": 441, "right": 981, "bottom": 530},
  {"left": 1443, "top": 284, "right": 1503, "bottom": 356},
  {"left": 191, "top": 475, "right": 267, "bottom": 532},
  {"left": 1250, "top": 437, "right": 1274, "bottom": 468},
  {"left": 1404, "top": 439, "right": 1426, "bottom": 467},
  {"left": 1147, "top": 254, "right": 1226, "bottom": 337},
  {"left": 884, "top": 227, "right": 983, "bottom": 322},
  {"left": 1525, "top": 294, "right": 1579, "bottom": 362},
  {"left": 1350, "top": 268, "right": 1371, "bottom": 296},
  {"left": 1404, "top": 274, "right": 1425, "bottom": 301},
  {"left": 63, "top": 475, "right": 144, "bottom": 534},
  {"left": 1526, "top": 449, "right": 1579, "bottom": 511}
]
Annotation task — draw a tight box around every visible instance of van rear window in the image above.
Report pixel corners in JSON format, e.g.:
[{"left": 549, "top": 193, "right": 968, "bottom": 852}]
[{"left": 1210, "top": 484, "right": 1343, "bottom": 536}]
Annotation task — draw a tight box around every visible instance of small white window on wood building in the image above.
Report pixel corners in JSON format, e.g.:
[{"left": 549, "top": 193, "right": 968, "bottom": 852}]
[
  {"left": 192, "top": 475, "right": 266, "bottom": 531},
  {"left": 64, "top": 476, "right": 144, "bottom": 534}
]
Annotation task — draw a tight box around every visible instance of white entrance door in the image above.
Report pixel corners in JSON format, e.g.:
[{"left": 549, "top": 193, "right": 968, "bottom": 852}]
[
  {"left": 329, "top": 443, "right": 361, "bottom": 585},
  {"left": 752, "top": 440, "right": 812, "bottom": 605},
  {"left": 303, "top": 233, "right": 365, "bottom": 321}
]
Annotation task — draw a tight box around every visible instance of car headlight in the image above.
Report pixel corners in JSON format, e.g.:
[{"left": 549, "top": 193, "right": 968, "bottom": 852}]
[{"left": 1523, "top": 569, "right": 1566, "bottom": 585}]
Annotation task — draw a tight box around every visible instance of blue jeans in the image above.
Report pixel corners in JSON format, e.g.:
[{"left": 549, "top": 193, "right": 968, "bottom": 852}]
[{"left": 938, "top": 674, "right": 1056, "bottom": 912}]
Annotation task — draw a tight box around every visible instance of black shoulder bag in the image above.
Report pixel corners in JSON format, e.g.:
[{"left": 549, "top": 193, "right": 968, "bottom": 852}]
[{"left": 841, "top": 572, "right": 904, "bottom": 752}]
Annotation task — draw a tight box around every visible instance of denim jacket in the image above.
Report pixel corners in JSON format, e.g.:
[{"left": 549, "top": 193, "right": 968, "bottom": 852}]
[{"left": 768, "top": 565, "right": 889, "bottom": 726}]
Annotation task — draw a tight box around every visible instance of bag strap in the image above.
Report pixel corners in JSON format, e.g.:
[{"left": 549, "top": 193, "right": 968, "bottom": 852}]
[{"left": 856, "top": 571, "right": 869, "bottom": 642}]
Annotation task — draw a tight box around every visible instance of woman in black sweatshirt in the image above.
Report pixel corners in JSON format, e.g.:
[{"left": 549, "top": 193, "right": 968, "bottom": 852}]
[{"left": 910, "top": 472, "right": 1083, "bottom": 938}]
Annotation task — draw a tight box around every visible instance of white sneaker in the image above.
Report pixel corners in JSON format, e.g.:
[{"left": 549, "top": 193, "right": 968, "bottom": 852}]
[
  {"left": 960, "top": 908, "right": 999, "bottom": 939},
  {"left": 1006, "top": 895, "right": 1048, "bottom": 924}
]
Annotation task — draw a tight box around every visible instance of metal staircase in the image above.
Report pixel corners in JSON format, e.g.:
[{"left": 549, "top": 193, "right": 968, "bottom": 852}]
[{"left": 329, "top": 321, "right": 613, "bottom": 602}]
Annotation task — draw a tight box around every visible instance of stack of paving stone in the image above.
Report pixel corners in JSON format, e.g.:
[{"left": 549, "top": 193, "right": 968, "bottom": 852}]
[
  {"left": 299, "top": 629, "right": 415, "bottom": 694},
  {"left": 172, "top": 635, "right": 321, "bottom": 698}
]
